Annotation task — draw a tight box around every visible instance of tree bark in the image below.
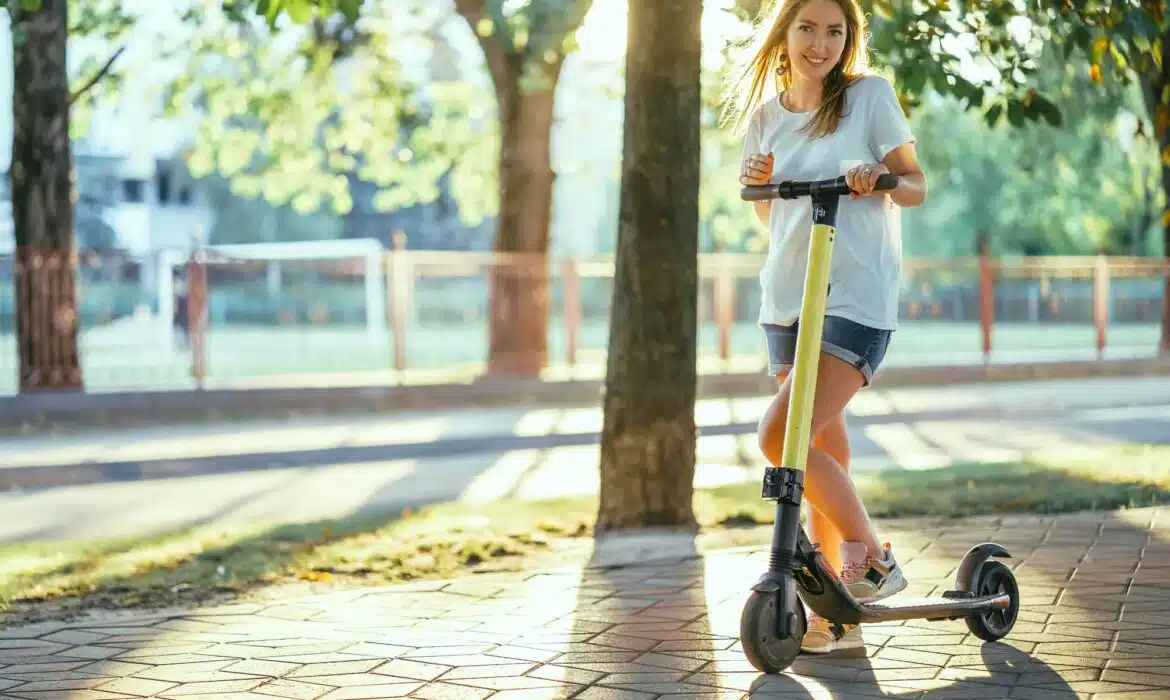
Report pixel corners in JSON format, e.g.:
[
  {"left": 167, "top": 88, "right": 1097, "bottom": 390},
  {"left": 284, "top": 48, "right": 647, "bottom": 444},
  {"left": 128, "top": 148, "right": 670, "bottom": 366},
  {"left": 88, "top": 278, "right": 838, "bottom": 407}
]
[
  {"left": 11, "top": 0, "right": 83, "bottom": 392},
  {"left": 1160, "top": 116, "right": 1170, "bottom": 355},
  {"left": 596, "top": 0, "right": 703, "bottom": 533},
  {"left": 1144, "top": 31, "right": 1170, "bottom": 356},
  {"left": 453, "top": 0, "right": 563, "bottom": 377},
  {"left": 487, "top": 83, "right": 557, "bottom": 376}
]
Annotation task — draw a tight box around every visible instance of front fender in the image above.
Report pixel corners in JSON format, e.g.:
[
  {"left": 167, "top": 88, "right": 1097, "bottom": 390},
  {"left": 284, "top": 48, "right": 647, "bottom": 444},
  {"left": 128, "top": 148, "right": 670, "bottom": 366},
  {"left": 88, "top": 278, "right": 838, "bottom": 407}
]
[{"left": 953, "top": 542, "right": 1012, "bottom": 593}]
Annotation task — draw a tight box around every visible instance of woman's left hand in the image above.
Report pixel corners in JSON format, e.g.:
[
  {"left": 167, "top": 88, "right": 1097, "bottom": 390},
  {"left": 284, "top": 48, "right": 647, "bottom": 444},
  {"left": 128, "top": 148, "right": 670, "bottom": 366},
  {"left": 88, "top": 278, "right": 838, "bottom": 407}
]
[{"left": 845, "top": 162, "right": 890, "bottom": 199}]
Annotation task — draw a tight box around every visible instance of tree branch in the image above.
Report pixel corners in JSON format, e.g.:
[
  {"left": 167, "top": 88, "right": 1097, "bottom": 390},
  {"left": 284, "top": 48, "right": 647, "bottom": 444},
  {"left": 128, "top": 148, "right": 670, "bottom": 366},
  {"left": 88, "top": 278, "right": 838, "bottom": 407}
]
[
  {"left": 453, "top": 0, "right": 516, "bottom": 97},
  {"left": 68, "top": 46, "right": 125, "bottom": 106}
]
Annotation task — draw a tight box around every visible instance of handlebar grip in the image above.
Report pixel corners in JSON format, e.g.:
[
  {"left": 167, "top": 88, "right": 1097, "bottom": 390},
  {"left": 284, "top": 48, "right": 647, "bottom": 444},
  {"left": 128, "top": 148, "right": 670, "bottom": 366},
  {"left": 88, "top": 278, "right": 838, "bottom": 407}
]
[
  {"left": 741, "top": 185, "right": 779, "bottom": 202},
  {"left": 874, "top": 173, "right": 899, "bottom": 192}
]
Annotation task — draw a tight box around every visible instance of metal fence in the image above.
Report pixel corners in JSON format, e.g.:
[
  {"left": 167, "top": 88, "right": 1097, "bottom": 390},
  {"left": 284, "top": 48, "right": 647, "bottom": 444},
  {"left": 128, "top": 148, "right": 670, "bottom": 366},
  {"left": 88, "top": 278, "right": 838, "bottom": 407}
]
[{"left": 0, "top": 248, "right": 1166, "bottom": 394}]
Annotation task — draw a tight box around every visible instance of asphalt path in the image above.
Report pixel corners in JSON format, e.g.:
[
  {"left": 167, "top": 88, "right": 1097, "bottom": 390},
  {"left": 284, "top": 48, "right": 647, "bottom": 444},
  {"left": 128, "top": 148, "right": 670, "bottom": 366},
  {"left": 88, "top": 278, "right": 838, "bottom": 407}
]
[{"left": 0, "top": 376, "right": 1166, "bottom": 544}]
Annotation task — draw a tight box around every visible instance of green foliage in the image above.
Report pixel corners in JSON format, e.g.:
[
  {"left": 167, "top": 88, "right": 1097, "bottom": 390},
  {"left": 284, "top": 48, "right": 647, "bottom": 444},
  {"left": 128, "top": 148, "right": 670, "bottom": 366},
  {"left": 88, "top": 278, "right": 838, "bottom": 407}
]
[
  {"left": 162, "top": 0, "right": 596, "bottom": 228},
  {"left": 67, "top": 0, "right": 134, "bottom": 139},
  {"left": 903, "top": 73, "right": 1158, "bottom": 258},
  {"left": 1040, "top": 0, "right": 1166, "bottom": 85},
  {"left": 893, "top": 35, "right": 1160, "bottom": 257},
  {"left": 224, "top": 0, "right": 363, "bottom": 28},
  {"left": 160, "top": 2, "right": 493, "bottom": 221},
  {"left": 1037, "top": 1, "right": 1168, "bottom": 236},
  {"left": 455, "top": 0, "right": 591, "bottom": 75}
]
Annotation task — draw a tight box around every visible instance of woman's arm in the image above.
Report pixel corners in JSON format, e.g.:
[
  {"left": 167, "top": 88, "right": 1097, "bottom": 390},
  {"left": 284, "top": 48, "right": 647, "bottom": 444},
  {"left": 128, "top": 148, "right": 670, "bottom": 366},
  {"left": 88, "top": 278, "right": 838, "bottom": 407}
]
[
  {"left": 881, "top": 142, "right": 927, "bottom": 209},
  {"left": 741, "top": 150, "right": 775, "bottom": 226},
  {"left": 753, "top": 201, "right": 771, "bottom": 226}
]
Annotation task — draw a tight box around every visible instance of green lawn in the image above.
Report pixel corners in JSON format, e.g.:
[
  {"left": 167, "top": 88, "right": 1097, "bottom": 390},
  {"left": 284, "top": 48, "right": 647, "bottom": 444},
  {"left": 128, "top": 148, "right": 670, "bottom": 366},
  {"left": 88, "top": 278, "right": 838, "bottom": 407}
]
[
  {"left": 0, "top": 319, "right": 1159, "bottom": 393},
  {"left": 2, "top": 444, "right": 1166, "bottom": 627}
]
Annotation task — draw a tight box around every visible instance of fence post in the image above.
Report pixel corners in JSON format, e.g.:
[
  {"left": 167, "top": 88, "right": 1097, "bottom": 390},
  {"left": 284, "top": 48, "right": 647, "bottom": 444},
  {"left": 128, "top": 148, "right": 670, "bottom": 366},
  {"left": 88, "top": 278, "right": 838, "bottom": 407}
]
[
  {"left": 562, "top": 258, "right": 580, "bottom": 368},
  {"left": 978, "top": 233, "right": 993, "bottom": 364},
  {"left": 1093, "top": 253, "right": 1110, "bottom": 360},
  {"left": 1162, "top": 257, "right": 1170, "bottom": 356},
  {"left": 187, "top": 228, "right": 208, "bottom": 389},
  {"left": 388, "top": 231, "right": 410, "bottom": 373},
  {"left": 714, "top": 254, "right": 734, "bottom": 362}
]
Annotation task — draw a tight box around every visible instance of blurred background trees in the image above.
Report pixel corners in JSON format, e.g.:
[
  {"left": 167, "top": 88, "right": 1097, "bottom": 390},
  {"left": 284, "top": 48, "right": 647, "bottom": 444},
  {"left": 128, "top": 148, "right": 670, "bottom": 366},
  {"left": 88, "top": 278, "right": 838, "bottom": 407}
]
[{"left": 4, "top": 0, "right": 1166, "bottom": 392}]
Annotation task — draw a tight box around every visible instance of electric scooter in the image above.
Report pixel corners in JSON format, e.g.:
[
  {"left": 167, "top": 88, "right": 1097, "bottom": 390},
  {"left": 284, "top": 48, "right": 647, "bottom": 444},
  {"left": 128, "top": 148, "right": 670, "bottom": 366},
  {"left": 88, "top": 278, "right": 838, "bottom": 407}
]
[{"left": 737, "top": 174, "right": 1020, "bottom": 674}]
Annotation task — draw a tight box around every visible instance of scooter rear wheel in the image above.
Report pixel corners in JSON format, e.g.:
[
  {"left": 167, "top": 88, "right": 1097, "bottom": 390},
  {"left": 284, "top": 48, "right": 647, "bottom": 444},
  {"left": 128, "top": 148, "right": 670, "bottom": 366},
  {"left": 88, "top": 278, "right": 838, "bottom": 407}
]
[
  {"left": 965, "top": 561, "right": 1020, "bottom": 641},
  {"left": 739, "top": 590, "right": 806, "bottom": 674}
]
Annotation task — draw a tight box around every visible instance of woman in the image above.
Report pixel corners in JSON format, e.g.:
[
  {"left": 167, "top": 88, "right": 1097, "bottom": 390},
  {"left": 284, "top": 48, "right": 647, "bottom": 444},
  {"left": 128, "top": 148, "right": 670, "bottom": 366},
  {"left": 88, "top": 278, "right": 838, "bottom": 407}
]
[{"left": 722, "top": 0, "right": 928, "bottom": 654}]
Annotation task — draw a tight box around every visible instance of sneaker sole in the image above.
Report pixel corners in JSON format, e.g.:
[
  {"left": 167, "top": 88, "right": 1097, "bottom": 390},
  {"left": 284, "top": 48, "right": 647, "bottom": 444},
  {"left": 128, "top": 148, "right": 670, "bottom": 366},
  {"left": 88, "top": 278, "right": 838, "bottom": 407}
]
[
  {"left": 801, "top": 636, "right": 865, "bottom": 655},
  {"left": 855, "top": 573, "right": 909, "bottom": 604}
]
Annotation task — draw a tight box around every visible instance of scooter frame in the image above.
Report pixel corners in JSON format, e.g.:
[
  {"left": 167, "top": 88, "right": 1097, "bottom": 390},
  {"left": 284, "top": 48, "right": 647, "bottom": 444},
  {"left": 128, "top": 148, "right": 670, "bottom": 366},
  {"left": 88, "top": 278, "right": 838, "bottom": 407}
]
[{"left": 737, "top": 175, "right": 1020, "bottom": 675}]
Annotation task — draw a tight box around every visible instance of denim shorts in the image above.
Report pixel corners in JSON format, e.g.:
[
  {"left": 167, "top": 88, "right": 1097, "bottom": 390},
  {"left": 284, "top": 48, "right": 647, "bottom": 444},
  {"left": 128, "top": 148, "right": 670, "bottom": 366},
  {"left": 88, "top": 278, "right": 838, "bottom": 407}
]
[{"left": 762, "top": 315, "right": 893, "bottom": 386}]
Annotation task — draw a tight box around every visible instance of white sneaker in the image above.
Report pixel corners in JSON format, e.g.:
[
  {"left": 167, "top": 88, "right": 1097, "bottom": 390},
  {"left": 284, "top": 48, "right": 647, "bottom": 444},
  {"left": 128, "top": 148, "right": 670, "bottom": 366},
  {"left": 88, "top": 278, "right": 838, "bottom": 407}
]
[{"left": 840, "top": 541, "right": 908, "bottom": 602}]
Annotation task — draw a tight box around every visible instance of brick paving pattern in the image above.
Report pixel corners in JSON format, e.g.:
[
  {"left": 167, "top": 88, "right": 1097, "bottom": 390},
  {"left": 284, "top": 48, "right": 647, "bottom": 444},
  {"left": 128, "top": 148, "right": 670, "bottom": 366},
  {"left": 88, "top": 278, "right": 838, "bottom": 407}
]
[{"left": 0, "top": 506, "right": 1167, "bottom": 699}]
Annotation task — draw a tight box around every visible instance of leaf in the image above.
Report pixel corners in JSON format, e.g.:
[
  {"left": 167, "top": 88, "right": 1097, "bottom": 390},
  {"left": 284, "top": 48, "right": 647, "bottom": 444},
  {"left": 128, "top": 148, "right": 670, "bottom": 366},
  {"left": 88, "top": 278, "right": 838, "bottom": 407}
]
[
  {"left": 1066, "top": 25, "right": 1091, "bottom": 57},
  {"left": 902, "top": 66, "right": 927, "bottom": 96},
  {"left": 984, "top": 103, "right": 1003, "bottom": 127},
  {"left": 1090, "top": 34, "right": 1109, "bottom": 63},
  {"left": 339, "top": 0, "right": 361, "bottom": 22},
  {"left": 1028, "top": 93, "right": 1063, "bottom": 127},
  {"left": 1007, "top": 99, "right": 1025, "bottom": 127},
  {"left": 285, "top": 0, "right": 312, "bottom": 24}
]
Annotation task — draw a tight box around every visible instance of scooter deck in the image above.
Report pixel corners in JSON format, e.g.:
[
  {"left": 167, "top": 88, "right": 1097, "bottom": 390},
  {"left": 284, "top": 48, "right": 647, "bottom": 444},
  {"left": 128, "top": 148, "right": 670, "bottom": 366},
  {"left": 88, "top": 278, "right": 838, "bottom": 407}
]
[
  {"left": 791, "top": 543, "right": 1014, "bottom": 626},
  {"left": 855, "top": 593, "right": 1012, "bottom": 623}
]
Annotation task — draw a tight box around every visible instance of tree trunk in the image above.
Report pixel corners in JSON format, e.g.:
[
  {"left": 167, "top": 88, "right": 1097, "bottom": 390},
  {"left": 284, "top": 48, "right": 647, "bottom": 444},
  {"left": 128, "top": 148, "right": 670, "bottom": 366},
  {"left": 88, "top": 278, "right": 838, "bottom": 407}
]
[
  {"left": 487, "top": 86, "right": 556, "bottom": 376},
  {"left": 452, "top": 1, "right": 565, "bottom": 378},
  {"left": 1160, "top": 130, "right": 1170, "bottom": 355},
  {"left": 596, "top": 0, "right": 702, "bottom": 533},
  {"left": 1147, "top": 33, "right": 1170, "bottom": 356},
  {"left": 11, "top": 0, "right": 83, "bottom": 392}
]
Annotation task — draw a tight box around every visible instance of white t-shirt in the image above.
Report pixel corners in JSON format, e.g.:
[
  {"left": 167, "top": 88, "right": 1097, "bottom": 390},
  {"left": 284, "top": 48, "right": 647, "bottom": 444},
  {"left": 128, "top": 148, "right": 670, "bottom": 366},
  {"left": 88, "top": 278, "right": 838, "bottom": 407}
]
[{"left": 743, "top": 74, "right": 915, "bottom": 331}]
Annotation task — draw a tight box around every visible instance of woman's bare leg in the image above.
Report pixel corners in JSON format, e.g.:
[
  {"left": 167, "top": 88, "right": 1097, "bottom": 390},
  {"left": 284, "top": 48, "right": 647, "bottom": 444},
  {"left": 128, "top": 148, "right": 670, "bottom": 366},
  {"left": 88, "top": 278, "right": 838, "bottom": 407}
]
[
  {"left": 758, "top": 354, "right": 881, "bottom": 558},
  {"left": 772, "top": 371, "right": 852, "bottom": 573},
  {"left": 809, "top": 413, "right": 851, "bottom": 573}
]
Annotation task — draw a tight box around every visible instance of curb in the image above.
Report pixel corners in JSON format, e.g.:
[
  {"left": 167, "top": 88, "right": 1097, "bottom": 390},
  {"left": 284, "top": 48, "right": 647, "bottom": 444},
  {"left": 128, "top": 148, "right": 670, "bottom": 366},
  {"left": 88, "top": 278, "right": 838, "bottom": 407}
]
[{"left": 3, "top": 356, "right": 1170, "bottom": 435}]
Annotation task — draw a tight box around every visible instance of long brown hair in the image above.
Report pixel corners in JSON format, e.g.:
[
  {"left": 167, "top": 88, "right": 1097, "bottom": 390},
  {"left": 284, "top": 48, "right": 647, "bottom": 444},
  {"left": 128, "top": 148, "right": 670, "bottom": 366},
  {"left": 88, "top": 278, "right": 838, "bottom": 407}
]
[{"left": 721, "top": 0, "right": 870, "bottom": 139}]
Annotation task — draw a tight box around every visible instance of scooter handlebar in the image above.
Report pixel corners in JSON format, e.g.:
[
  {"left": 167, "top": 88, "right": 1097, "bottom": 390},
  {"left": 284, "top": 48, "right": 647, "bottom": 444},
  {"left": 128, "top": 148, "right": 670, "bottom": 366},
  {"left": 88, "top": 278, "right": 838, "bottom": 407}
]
[{"left": 741, "top": 173, "right": 899, "bottom": 202}]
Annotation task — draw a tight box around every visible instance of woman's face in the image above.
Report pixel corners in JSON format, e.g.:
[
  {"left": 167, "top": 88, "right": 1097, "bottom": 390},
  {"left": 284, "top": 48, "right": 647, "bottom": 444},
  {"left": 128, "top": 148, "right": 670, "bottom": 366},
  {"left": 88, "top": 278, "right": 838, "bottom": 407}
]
[{"left": 784, "top": 0, "right": 849, "bottom": 82}]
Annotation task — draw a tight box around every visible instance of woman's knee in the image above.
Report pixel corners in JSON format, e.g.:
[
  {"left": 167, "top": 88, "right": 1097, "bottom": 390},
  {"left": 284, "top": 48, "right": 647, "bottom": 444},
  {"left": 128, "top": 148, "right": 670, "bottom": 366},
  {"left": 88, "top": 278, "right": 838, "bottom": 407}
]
[
  {"left": 759, "top": 356, "right": 859, "bottom": 466},
  {"left": 816, "top": 411, "right": 851, "bottom": 469}
]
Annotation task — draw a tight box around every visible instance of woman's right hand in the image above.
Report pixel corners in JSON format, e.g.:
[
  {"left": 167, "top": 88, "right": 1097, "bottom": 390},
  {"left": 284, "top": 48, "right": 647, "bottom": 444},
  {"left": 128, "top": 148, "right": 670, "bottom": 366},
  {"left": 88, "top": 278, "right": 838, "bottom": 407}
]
[{"left": 740, "top": 151, "right": 774, "bottom": 186}]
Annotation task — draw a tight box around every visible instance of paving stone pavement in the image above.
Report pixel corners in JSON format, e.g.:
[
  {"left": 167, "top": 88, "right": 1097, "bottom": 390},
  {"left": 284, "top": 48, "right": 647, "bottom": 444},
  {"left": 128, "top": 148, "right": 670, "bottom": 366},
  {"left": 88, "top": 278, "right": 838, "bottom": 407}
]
[{"left": 1, "top": 506, "right": 1168, "bottom": 700}]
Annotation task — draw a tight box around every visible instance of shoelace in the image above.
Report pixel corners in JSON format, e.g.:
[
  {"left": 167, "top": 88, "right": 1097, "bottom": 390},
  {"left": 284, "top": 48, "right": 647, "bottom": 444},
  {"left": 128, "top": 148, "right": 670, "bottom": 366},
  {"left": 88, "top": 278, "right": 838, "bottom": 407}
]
[{"left": 840, "top": 557, "right": 874, "bottom": 584}]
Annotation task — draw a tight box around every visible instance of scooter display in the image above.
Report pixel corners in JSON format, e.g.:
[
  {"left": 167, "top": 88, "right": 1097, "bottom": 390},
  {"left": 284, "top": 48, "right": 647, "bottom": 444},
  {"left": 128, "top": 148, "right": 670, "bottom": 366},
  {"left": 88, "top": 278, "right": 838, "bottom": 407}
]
[{"left": 737, "top": 174, "right": 1020, "bottom": 674}]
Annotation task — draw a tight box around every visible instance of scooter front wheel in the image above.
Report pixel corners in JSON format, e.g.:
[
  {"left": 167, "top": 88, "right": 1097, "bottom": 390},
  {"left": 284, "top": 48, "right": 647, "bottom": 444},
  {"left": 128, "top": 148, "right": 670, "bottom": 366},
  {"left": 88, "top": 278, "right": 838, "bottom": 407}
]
[{"left": 739, "top": 590, "right": 806, "bottom": 674}]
